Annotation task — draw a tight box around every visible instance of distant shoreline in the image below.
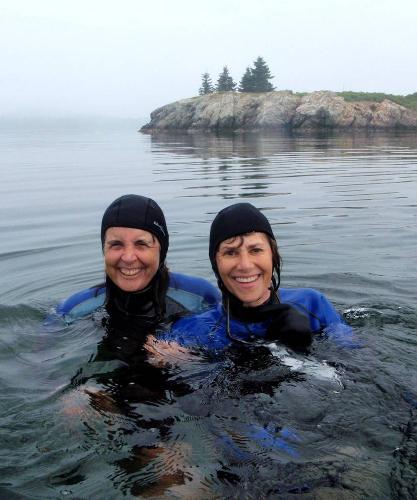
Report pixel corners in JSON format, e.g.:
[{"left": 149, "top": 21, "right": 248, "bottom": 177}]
[{"left": 141, "top": 91, "right": 417, "bottom": 132}]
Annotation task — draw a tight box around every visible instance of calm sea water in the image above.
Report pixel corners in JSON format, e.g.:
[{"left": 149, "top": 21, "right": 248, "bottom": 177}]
[{"left": 1, "top": 120, "right": 416, "bottom": 498}]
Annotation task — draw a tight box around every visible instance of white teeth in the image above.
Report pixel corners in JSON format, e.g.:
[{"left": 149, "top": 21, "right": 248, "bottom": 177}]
[
  {"left": 235, "top": 275, "right": 258, "bottom": 283},
  {"left": 120, "top": 268, "right": 142, "bottom": 276}
]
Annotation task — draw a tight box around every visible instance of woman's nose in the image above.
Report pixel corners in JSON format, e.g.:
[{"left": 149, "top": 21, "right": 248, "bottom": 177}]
[
  {"left": 121, "top": 245, "right": 136, "bottom": 262},
  {"left": 237, "top": 251, "right": 251, "bottom": 269}
]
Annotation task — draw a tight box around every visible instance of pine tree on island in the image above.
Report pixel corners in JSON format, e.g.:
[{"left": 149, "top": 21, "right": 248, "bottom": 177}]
[
  {"left": 198, "top": 58, "right": 274, "bottom": 95},
  {"left": 239, "top": 57, "right": 275, "bottom": 92},
  {"left": 251, "top": 56, "right": 274, "bottom": 91},
  {"left": 216, "top": 66, "right": 236, "bottom": 92},
  {"left": 238, "top": 67, "right": 256, "bottom": 92},
  {"left": 199, "top": 73, "right": 214, "bottom": 95}
]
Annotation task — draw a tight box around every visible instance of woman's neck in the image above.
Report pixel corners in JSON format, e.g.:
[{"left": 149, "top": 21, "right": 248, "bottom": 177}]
[
  {"left": 105, "top": 275, "right": 158, "bottom": 320},
  {"left": 226, "top": 291, "right": 278, "bottom": 322}
]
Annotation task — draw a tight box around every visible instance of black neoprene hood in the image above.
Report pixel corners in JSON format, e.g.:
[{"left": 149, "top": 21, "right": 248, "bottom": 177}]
[
  {"left": 101, "top": 194, "right": 169, "bottom": 263},
  {"left": 209, "top": 202, "right": 275, "bottom": 272}
]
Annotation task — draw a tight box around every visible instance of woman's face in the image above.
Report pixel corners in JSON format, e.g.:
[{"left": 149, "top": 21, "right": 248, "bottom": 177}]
[
  {"left": 104, "top": 227, "right": 160, "bottom": 292},
  {"left": 216, "top": 232, "right": 273, "bottom": 307}
]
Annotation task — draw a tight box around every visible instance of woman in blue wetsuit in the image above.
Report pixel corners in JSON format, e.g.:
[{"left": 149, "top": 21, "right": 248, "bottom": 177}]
[
  {"left": 59, "top": 195, "right": 220, "bottom": 496},
  {"left": 164, "top": 202, "right": 352, "bottom": 351},
  {"left": 57, "top": 194, "right": 219, "bottom": 327}
]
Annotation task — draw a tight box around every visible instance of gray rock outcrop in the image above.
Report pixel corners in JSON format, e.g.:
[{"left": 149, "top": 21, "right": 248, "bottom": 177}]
[{"left": 141, "top": 91, "right": 417, "bottom": 131}]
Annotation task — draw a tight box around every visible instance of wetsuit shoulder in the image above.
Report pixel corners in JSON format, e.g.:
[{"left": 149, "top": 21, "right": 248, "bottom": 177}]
[
  {"left": 162, "top": 304, "right": 231, "bottom": 350},
  {"left": 165, "top": 289, "right": 356, "bottom": 350},
  {"left": 53, "top": 273, "right": 220, "bottom": 323},
  {"left": 279, "top": 288, "right": 341, "bottom": 329},
  {"left": 279, "top": 287, "right": 356, "bottom": 345},
  {"left": 55, "top": 285, "right": 106, "bottom": 323},
  {"left": 167, "top": 272, "right": 221, "bottom": 312}
]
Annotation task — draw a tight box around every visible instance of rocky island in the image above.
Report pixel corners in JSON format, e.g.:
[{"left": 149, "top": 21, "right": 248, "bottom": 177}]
[{"left": 141, "top": 91, "right": 417, "bottom": 132}]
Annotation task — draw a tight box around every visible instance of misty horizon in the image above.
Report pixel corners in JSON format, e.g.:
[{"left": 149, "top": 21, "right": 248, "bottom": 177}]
[{"left": 2, "top": 0, "right": 416, "bottom": 119}]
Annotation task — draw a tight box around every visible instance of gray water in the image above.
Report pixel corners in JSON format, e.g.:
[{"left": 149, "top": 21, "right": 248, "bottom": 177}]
[{"left": 1, "top": 121, "right": 417, "bottom": 498}]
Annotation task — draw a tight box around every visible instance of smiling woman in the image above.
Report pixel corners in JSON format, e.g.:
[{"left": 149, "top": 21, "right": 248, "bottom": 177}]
[
  {"left": 53, "top": 194, "right": 221, "bottom": 497},
  {"left": 215, "top": 233, "right": 274, "bottom": 307},
  {"left": 162, "top": 202, "right": 354, "bottom": 352},
  {"left": 56, "top": 194, "right": 220, "bottom": 326},
  {"left": 104, "top": 228, "right": 161, "bottom": 293},
  {"left": 99, "top": 193, "right": 172, "bottom": 323}
]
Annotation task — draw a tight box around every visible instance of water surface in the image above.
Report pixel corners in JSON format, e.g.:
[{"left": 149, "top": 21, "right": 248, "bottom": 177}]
[{"left": 1, "top": 122, "right": 416, "bottom": 498}]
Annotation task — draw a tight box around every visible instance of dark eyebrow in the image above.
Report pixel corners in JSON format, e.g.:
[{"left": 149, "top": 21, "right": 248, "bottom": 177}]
[
  {"left": 106, "top": 239, "right": 122, "bottom": 245},
  {"left": 221, "top": 240, "right": 266, "bottom": 251},
  {"left": 220, "top": 243, "right": 240, "bottom": 251},
  {"left": 247, "top": 242, "right": 266, "bottom": 249},
  {"left": 134, "top": 238, "right": 154, "bottom": 245}
]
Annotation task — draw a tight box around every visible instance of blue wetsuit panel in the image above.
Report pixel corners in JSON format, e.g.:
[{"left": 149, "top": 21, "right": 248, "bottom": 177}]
[
  {"left": 163, "top": 287, "right": 355, "bottom": 349},
  {"left": 56, "top": 286, "right": 105, "bottom": 323},
  {"left": 168, "top": 272, "right": 220, "bottom": 311},
  {"left": 55, "top": 273, "right": 220, "bottom": 323}
]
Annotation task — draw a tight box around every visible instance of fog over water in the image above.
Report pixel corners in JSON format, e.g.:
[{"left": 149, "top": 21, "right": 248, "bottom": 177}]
[{"left": 1, "top": 0, "right": 416, "bottom": 118}]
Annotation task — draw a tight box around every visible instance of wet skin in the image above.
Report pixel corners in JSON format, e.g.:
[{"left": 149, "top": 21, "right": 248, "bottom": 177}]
[
  {"left": 104, "top": 227, "right": 160, "bottom": 292},
  {"left": 216, "top": 232, "right": 273, "bottom": 307}
]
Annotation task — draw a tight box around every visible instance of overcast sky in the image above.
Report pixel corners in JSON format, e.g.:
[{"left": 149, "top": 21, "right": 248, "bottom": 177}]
[{"left": 1, "top": 0, "right": 416, "bottom": 119}]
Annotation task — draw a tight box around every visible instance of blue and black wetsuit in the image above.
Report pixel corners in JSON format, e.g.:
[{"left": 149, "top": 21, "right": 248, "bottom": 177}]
[
  {"left": 162, "top": 287, "right": 354, "bottom": 350},
  {"left": 54, "top": 271, "right": 221, "bottom": 406},
  {"left": 55, "top": 272, "right": 220, "bottom": 324}
]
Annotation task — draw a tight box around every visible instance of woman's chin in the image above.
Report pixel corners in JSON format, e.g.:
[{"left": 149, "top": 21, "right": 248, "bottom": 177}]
[
  {"left": 114, "top": 275, "right": 151, "bottom": 293},
  {"left": 234, "top": 289, "right": 270, "bottom": 307}
]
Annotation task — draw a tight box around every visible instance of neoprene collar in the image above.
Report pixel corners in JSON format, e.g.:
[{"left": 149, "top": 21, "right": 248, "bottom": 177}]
[
  {"left": 105, "top": 275, "right": 159, "bottom": 325},
  {"left": 227, "top": 291, "right": 279, "bottom": 323}
]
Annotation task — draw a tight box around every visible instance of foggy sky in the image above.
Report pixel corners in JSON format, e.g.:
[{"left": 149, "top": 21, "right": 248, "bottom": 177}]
[{"left": 1, "top": 0, "right": 416, "bottom": 119}]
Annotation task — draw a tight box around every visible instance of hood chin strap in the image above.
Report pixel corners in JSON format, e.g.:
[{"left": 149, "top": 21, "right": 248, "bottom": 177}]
[
  {"left": 105, "top": 274, "right": 160, "bottom": 322},
  {"left": 225, "top": 296, "right": 265, "bottom": 346},
  {"left": 224, "top": 288, "right": 312, "bottom": 351}
]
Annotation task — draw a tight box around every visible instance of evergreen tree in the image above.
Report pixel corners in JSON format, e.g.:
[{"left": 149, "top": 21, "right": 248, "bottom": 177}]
[
  {"left": 238, "top": 57, "right": 275, "bottom": 92},
  {"left": 199, "top": 73, "right": 214, "bottom": 95},
  {"left": 251, "top": 56, "right": 274, "bottom": 92},
  {"left": 238, "top": 67, "right": 256, "bottom": 92},
  {"left": 216, "top": 66, "right": 236, "bottom": 92}
]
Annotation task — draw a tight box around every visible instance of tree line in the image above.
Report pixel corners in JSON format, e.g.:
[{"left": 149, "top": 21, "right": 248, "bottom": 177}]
[{"left": 199, "top": 57, "right": 274, "bottom": 95}]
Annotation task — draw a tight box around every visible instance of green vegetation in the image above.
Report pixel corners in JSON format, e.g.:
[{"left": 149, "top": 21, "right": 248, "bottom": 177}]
[
  {"left": 238, "top": 67, "right": 255, "bottom": 92},
  {"left": 198, "top": 57, "right": 274, "bottom": 95},
  {"left": 239, "top": 57, "right": 274, "bottom": 93},
  {"left": 198, "top": 67, "right": 416, "bottom": 110},
  {"left": 199, "top": 73, "right": 214, "bottom": 95},
  {"left": 337, "top": 91, "right": 417, "bottom": 110},
  {"left": 216, "top": 66, "right": 236, "bottom": 92}
]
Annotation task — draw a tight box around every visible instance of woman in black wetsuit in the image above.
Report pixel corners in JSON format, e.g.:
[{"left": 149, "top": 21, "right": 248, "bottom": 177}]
[
  {"left": 101, "top": 193, "right": 185, "bottom": 326},
  {"left": 69, "top": 192, "right": 191, "bottom": 395},
  {"left": 68, "top": 194, "right": 199, "bottom": 496}
]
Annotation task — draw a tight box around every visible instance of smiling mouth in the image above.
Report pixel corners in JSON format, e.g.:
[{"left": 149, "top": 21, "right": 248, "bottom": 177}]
[
  {"left": 233, "top": 275, "right": 260, "bottom": 283},
  {"left": 119, "top": 268, "right": 143, "bottom": 277}
]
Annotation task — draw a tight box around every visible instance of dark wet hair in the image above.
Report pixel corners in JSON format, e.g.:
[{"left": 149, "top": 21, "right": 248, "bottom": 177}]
[
  {"left": 209, "top": 203, "right": 281, "bottom": 297},
  {"left": 209, "top": 202, "right": 275, "bottom": 272},
  {"left": 268, "top": 235, "right": 282, "bottom": 291}
]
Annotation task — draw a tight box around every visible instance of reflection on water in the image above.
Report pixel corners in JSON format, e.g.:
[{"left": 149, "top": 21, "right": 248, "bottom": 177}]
[
  {"left": 149, "top": 128, "right": 417, "bottom": 158},
  {"left": 148, "top": 131, "right": 417, "bottom": 308},
  {"left": 1, "top": 125, "right": 417, "bottom": 498}
]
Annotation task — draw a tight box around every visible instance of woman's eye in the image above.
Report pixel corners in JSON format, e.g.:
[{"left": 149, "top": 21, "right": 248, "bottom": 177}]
[{"left": 135, "top": 241, "right": 150, "bottom": 248}]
